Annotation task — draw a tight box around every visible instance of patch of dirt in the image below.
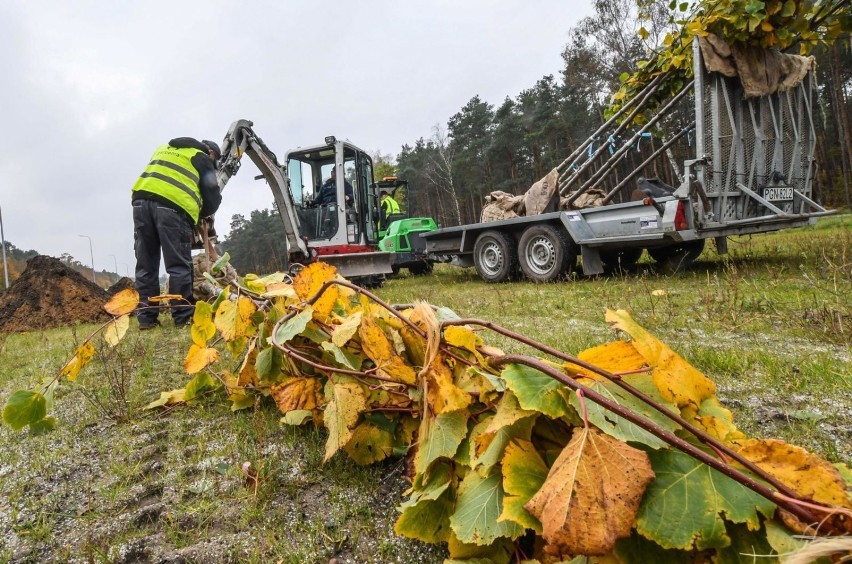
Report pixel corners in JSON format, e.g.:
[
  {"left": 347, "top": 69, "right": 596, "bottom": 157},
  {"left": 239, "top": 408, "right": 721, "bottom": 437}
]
[
  {"left": 108, "top": 277, "right": 136, "bottom": 296},
  {"left": 0, "top": 255, "right": 112, "bottom": 332}
]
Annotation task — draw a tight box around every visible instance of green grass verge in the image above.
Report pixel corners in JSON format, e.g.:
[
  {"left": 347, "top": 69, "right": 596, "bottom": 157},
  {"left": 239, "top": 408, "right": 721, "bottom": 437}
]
[{"left": 0, "top": 215, "right": 849, "bottom": 561}]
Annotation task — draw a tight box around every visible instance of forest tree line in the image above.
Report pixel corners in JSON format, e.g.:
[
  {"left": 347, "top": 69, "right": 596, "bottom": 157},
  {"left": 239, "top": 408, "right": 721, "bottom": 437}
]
[{"left": 223, "top": 0, "right": 851, "bottom": 274}]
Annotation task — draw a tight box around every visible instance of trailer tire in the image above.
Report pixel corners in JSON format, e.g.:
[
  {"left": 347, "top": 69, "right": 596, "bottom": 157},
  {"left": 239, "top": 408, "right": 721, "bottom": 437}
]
[
  {"left": 649, "top": 239, "right": 706, "bottom": 274},
  {"left": 473, "top": 230, "right": 519, "bottom": 283},
  {"left": 600, "top": 247, "right": 643, "bottom": 274},
  {"left": 517, "top": 225, "right": 576, "bottom": 282},
  {"left": 408, "top": 261, "right": 433, "bottom": 276}
]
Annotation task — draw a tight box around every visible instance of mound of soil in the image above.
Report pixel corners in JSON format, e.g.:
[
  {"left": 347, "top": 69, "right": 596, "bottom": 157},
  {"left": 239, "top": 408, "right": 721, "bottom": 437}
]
[
  {"left": 107, "top": 276, "right": 135, "bottom": 295},
  {"left": 0, "top": 255, "right": 112, "bottom": 332}
]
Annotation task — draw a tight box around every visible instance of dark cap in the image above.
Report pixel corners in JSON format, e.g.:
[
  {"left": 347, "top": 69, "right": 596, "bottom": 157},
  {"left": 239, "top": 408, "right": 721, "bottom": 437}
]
[{"left": 202, "top": 140, "right": 222, "bottom": 161}]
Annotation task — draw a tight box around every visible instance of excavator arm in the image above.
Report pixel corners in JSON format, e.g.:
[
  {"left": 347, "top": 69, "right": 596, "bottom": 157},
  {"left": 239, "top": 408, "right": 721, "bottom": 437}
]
[{"left": 216, "top": 119, "right": 309, "bottom": 259}]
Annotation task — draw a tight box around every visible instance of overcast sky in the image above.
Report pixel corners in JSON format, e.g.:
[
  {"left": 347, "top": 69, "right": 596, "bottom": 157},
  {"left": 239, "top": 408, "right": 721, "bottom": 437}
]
[{"left": 0, "top": 1, "right": 593, "bottom": 277}]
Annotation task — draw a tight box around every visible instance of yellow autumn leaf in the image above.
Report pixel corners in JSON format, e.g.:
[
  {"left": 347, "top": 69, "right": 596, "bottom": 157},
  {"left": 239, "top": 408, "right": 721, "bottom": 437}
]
[
  {"left": 183, "top": 344, "right": 220, "bottom": 374},
  {"left": 734, "top": 439, "right": 852, "bottom": 508},
  {"left": 104, "top": 288, "right": 139, "bottom": 316},
  {"left": 444, "top": 326, "right": 483, "bottom": 354},
  {"left": 324, "top": 379, "right": 368, "bottom": 462},
  {"left": 214, "top": 296, "right": 257, "bottom": 341},
  {"left": 237, "top": 341, "right": 259, "bottom": 387},
  {"left": 103, "top": 314, "right": 130, "bottom": 347},
  {"left": 191, "top": 301, "right": 216, "bottom": 346},
  {"left": 143, "top": 388, "right": 186, "bottom": 410},
  {"left": 605, "top": 309, "right": 715, "bottom": 410},
  {"left": 575, "top": 340, "right": 647, "bottom": 376},
  {"left": 425, "top": 353, "right": 472, "bottom": 414},
  {"left": 60, "top": 341, "right": 96, "bottom": 382},
  {"left": 293, "top": 262, "right": 339, "bottom": 317}
]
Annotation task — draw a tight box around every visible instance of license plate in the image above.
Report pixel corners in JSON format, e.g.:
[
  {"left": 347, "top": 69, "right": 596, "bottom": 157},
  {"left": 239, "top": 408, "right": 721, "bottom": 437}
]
[{"left": 763, "top": 186, "right": 793, "bottom": 201}]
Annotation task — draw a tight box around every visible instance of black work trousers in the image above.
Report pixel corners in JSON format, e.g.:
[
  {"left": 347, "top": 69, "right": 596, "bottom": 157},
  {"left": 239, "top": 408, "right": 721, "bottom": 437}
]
[{"left": 132, "top": 199, "right": 195, "bottom": 325}]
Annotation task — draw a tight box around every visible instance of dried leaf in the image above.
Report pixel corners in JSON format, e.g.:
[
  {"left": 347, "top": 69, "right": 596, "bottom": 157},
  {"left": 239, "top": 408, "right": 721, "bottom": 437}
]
[
  {"left": 525, "top": 426, "right": 654, "bottom": 556},
  {"left": 104, "top": 288, "right": 139, "bottom": 316},
  {"left": 444, "top": 325, "right": 482, "bottom": 353},
  {"left": 103, "top": 314, "right": 130, "bottom": 347},
  {"left": 270, "top": 377, "right": 323, "bottom": 413},
  {"left": 149, "top": 294, "right": 184, "bottom": 303}
]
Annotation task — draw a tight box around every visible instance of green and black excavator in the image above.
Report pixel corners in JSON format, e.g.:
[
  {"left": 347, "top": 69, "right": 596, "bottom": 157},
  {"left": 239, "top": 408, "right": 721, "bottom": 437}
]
[{"left": 376, "top": 176, "right": 438, "bottom": 275}]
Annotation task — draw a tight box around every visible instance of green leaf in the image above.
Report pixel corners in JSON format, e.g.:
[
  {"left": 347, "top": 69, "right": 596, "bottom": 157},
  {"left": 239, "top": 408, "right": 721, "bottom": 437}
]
[
  {"left": 636, "top": 449, "right": 776, "bottom": 550},
  {"left": 255, "top": 346, "right": 283, "bottom": 380},
  {"left": 764, "top": 519, "right": 807, "bottom": 556},
  {"left": 211, "top": 252, "right": 231, "bottom": 273},
  {"left": 395, "top": 486, "right": 455, "bottom": 543},
  {"left": 274, "top": 307, "right": 314, "bottom": 344},
  {"left": 449, "top": 469, "right": 525, "bottom": 546},
  {"left": 281, "top": 409, "right": 313, "bottom": 425},
  {"left": 569, "top": 375, "right": 680, "bottom": 449},
  {"left": 469, "top": 399, "right": 536, "bottom": 476},
  {"left": 321, "top": 342, "right": 363, "bottom": 370},
  {"left": 501, "top": 363, "right": 569, "bottom": 418},
  {"left": 613, "top": 532, "right": 694, "bottom": 563},
  {"left": 230, "top": 395, "right": 255, "bottom": 411},
  {"left": 414, "top": 410, "right": 469, "bottom": 474},
  {"left": 3, "top": 390, "right": 47, "bottom": 430},
  {"left": 500, "top": 439, "right": 547, "bottom": 532},
  {"left": 715, "top": 522, "right": 775, "bottom": 564},
  {"left": 184, "top": 371, "right": 217, "bottom": 401},
  {"left": 29, "top": 416, "right": 56, "bottom": 435}
]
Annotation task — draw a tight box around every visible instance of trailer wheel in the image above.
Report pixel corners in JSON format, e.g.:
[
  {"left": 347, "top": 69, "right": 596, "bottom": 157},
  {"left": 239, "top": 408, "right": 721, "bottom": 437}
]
[
  {"left": 649, "top": 240, "right": 706, "bottom": 274},
  {"left": 408, "top": 261, "right": 433, "bottom": 276},
  {"left": 600, "top": 247, "right": 643, "bottom": 274},
  {"left": 518, "top": 225, "right": 576, "bottom": 282},
  {"left": 473, "top": 230, "right": 519, "bottom": 283}
]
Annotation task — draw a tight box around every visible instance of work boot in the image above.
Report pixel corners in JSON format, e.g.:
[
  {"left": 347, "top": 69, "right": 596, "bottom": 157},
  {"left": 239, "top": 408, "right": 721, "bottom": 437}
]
[{"left": 139, "top": 319, "right": 161, "bottom": 331}]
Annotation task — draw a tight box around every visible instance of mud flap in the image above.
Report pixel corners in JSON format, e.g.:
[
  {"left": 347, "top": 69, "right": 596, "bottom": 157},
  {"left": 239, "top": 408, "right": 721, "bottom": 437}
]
[{"left": 319, "top": 251, "right": 394, "bottom": 278}]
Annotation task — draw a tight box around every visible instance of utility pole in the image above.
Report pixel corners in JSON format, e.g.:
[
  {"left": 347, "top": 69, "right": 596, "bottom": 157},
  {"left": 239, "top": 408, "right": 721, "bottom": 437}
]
[
  {"left": 0, "top": 205, "right": 8, "bottom": 289},
  {"left": 78, "top": 234, "right": 95, "bottom": 283},
  {"left": 108, "top": 254, "right": 118, "bottom": 275}
]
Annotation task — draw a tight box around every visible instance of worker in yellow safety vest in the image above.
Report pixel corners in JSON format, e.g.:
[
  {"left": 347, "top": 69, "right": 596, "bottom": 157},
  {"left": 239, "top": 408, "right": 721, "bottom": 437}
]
[
  {"left": 380, "top": 189, "right": 400, "bottom": 229},
  {"left": 131, "top": 138, "right": 222, "bottom": 329}
]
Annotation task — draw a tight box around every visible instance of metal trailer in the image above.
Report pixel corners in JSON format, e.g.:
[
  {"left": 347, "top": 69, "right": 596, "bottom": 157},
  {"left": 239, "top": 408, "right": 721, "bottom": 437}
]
[{"left": 421, "top": 40, "right": 834, "bottom": 282}]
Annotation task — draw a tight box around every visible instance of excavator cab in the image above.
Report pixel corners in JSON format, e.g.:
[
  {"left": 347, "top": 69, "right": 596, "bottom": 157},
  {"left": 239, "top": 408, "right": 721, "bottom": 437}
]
[
  {"left": 285, "top": 136, "right": 381, "bottom": 248},
  {"left": 216, "top": 121, "right": 392, "bottom": 280}
]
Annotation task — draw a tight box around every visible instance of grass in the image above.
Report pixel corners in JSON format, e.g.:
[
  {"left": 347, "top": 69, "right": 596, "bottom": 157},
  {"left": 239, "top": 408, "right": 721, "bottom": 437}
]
[{"left": 0, "top": 215, "right": 850, "bottom": 562}]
